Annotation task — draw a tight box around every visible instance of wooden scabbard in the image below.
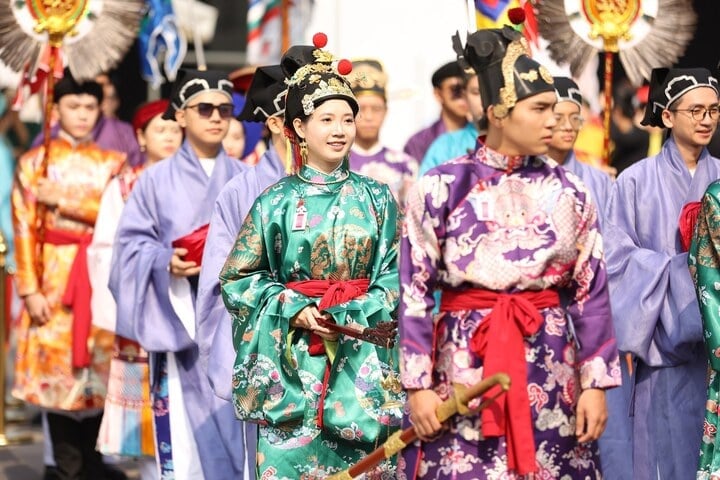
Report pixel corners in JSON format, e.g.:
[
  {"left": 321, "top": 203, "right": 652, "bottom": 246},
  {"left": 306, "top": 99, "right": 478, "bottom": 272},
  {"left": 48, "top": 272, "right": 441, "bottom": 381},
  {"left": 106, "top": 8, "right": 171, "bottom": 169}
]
[{"left": 326, "top": 372, "right": 511, "bottom": 479}]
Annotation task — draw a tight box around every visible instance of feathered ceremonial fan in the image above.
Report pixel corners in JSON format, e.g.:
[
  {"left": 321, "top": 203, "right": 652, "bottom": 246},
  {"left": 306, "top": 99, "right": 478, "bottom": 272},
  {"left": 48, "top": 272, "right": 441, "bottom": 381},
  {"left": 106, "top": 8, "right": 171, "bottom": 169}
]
[
  {"left": 0, "top": 0, "right": 144, "bottom": 83},
  {"left": 0, "top": 0, "right": 143, "bottom": 281},
  {"left": 536, "top": 0, "right": 697, "bottom": 162}
]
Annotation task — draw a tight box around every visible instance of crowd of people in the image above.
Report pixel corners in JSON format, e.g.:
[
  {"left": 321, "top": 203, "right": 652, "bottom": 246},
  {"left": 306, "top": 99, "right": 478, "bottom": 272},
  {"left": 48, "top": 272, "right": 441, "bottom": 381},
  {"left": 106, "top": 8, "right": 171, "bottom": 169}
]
[{"left": 1, "top": 13, "right": 720, "bottom": 480}]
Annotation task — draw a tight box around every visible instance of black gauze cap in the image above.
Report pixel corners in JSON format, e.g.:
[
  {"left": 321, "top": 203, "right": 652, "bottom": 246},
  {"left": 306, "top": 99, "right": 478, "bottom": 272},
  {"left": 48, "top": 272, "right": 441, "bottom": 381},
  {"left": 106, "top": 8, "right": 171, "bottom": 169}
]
[
  {"left": 162, "top": 68, "right": 234, "bottom": 120},
  {"left": 453, "top": 26, "right": 554, "bottom": 117},
  {"left": 54, "top": 68, "right": 103, "bottom": 104},
  {"left": 237, "top": 65, "right": 287, "bottom": 122},
  {"left": 641, "top": 67, "right": 719, "bottom": 127},
  {"left": 554, "top": 76, "right": 583, "bottom": 107}
]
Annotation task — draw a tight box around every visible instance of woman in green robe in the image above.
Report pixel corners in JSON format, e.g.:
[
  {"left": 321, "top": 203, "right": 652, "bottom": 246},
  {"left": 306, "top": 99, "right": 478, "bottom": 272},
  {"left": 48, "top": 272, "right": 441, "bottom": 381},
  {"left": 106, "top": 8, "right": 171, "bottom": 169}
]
[
  {"left": 219, "top": 36, "right": 403, "bottom": 479},
  {"left": 689, "top": 180, "right": 720, "bottom": 479}
]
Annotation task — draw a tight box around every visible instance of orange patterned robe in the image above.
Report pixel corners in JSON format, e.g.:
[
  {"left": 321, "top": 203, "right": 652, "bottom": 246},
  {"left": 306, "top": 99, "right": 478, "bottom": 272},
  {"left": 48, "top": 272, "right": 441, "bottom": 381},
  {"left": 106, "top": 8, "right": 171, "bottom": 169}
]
[{"left": 12, "top": 135, "right": 124, "bottom": 410}]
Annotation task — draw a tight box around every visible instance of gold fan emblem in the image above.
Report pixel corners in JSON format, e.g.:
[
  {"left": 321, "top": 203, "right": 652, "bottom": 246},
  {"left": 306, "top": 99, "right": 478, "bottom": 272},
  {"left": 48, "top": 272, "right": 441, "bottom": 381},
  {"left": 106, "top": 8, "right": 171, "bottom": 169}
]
[
  {"left": 582, "top": 0, "right": 641, "bottom": 51},
  {"left": 28, "top": 0, "right": 90, "bottom": 44}
]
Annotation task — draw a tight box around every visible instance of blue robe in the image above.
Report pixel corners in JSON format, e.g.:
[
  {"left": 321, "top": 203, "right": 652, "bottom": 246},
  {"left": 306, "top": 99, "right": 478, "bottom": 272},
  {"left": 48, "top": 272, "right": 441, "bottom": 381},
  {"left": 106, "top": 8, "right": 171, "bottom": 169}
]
[
  {"left": 420, "top": 122, "right": 478, "bottom": 175},
  {"left": 194, "top": 148, "right": 286, "bottom": 479},
  {"left": 109, "top": 140, "right": 248, "bottom": 480},
  {"left": 604, "top": 136, "right": 720, "bottom": 480}
]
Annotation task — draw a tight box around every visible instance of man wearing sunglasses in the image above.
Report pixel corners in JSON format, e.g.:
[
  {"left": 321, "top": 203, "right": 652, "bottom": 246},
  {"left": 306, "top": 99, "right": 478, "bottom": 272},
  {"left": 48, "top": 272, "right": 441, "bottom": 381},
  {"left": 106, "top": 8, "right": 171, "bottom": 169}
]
[
  {"left": 110, "top": 68, "right": 251, "bottom": 480},
  {"left": 604, "top": 67, "right": 720, "bottom": 480},
  {"left": 403, "top": 60, "right": 469, "bottom": 164}
]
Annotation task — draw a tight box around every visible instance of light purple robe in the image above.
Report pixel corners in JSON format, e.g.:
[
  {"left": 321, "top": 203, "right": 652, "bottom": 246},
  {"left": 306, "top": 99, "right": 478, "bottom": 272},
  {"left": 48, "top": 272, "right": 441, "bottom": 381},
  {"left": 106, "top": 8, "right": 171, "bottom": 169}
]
[
  {"left": 604, "top": 136, "right": 720, "bottom": 480},
  {"left": 349, "top": 144, "right": 418, "bottom": 206},
  {"left": 403, "top": 118, "right": 447, "bottom": 166},
  {"left": 109, "top": 140, "right": 248, "bottom": 479},
  {"left": 562, "top": 151, "right": 611, "bottom": 227},
  {"left": 399, "top": 145, "right": 620, "bottom": 478},
  {"left": 194, "top": 148, "right": 286, "bottom": 479}
]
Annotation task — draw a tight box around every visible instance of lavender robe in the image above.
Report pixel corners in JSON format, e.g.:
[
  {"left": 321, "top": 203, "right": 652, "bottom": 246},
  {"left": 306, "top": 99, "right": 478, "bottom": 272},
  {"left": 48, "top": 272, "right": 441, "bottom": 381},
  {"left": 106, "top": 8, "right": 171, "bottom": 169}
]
[
  {"left": 604, "top": 136, "right": 720, "bottom": 480},
  {"left": 403, "top": 118, "right": 447, "bottom": 165},
  {"left": 562, "top": 152, "right": 611, "bottom": 227},
  {"left": 194, "top": 149, "right": 286, "bottom": 479},
  {"left": 33, "top": 116, "right": 142, "bottom": 166},
  {"left": 109, "top": 140, "right": 248, "bottom": 479}
]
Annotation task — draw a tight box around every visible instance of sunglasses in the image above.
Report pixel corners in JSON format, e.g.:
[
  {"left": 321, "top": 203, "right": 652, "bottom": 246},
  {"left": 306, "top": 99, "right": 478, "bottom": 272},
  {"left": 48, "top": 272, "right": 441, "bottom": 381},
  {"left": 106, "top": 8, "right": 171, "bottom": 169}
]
[
  {"left": 450, "top": 84, "right": 466, "bottom": 100},
  {"left": 186, "top": 102, "right": 234, "bottom": 119}
]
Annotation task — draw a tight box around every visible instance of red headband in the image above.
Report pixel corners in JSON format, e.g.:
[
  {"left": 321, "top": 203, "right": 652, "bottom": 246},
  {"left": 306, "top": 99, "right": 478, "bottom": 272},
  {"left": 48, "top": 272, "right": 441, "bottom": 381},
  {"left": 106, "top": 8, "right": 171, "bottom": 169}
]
[{"left": 132, "top": 99, "right": 170, "bottom": 132}]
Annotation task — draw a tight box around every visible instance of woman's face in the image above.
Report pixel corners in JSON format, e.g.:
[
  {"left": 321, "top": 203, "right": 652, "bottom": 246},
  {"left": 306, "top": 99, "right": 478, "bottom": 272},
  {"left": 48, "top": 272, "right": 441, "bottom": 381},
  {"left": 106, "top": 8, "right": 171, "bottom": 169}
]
[
  {"left": 293, "top": 99, "right": 356, "bottom": 173},
  {"left": 222, "top": 118, "right": 246, "bottom": 159},
  {"left": 138, "top": 114, "right": 183, "bottom": 163}
]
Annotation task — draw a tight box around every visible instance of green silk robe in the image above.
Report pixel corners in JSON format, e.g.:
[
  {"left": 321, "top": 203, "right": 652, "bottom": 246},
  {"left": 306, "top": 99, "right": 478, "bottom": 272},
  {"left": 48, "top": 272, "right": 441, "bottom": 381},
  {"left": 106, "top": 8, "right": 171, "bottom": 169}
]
[
  {"left": 689, "top": 180, "right": 720, "bottom": 479},
  {"left": 220, "top": 162, "right": 403, "bottom": 479}
]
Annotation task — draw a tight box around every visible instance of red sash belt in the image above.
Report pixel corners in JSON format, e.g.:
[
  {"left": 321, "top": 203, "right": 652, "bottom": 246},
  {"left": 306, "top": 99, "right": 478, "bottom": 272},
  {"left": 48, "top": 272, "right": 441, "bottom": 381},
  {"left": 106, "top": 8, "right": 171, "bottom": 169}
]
[
  {"left": 286, "top": 278, "right": 370, "bottom": 355},
  {"left": 45, "top": 229, "right": 93, "bottom": 369},
  {"left": 286, "top": 278, "right": 370, "bottom": 429},
  {"left": 440, "top": 288, "right": 560, "bottom": 476}
]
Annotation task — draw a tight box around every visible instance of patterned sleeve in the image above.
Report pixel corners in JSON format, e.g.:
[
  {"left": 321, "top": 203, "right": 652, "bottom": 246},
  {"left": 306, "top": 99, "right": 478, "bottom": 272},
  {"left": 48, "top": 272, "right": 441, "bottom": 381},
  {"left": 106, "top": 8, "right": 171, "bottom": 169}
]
[
  {"left": 689, "top": 183, "right": 720, "bottom": 372},
  {"left": 565, "top": 186, "right": 620, "bottom": 390},
  {"left": 398, "top": 175, "right": 444, "bottom": 390},
  {"left": 11, "top": 148, "right": 41, "bottom": 296}
]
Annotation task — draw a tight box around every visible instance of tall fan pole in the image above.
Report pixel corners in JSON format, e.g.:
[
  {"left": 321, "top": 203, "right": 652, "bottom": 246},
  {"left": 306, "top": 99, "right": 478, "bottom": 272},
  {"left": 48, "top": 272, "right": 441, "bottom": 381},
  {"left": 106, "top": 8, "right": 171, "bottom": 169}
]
[
  {"left": 602, "top": 51, "right": 613, "bottom": 166},
  {"left": 281, "top": 0, "right": 290, "bottom": 54}
]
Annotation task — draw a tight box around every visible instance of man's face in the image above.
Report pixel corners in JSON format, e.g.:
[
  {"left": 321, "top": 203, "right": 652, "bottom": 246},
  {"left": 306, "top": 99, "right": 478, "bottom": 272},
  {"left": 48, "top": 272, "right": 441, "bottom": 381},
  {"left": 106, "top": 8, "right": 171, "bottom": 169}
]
[
  {"left": 436, "top": 76, "right": 469, "bottom": 119},
  {"left": 55, "top": 94, "right": 100, "bottom": 140},
  {"left": 355, "top": 94, "right": 387, "bottom": 144},
  {"left": 465, "top": 75, "right": 484, "bottom": 124},
  {"left": 497, "top": 91, "right": 557, "bottom": 156},
  {"left": 662, "top": 86, "right": 719, "bottom": 149},
  {"left": 549, "top": 100, "right": 582, "bottom": 154},
  {"left": 175, "top": 91, "right": 232, "bottom": 150}
]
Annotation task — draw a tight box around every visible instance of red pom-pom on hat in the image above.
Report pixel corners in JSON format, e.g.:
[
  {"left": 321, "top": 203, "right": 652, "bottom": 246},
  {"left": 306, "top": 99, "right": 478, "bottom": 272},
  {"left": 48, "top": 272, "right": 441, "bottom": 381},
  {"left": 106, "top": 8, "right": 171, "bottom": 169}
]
[
  {"left": 508, "top": 7, "right": 526, "bottom": 25},
  {"left": 337, "top": 59, "right": 352, "bottom": 75},
  {"left": 313, "top": 32, "right": 328, "bottom": 48}
]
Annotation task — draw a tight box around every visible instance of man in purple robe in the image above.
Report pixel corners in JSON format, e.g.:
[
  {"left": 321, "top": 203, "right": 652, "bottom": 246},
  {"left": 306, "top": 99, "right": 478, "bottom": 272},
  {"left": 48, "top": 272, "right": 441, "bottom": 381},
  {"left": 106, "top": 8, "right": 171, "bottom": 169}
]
[
  {"left": 398, "top": 25, "right": 620, "bottom": 479},
  {"left": 348, "top": 59, "right": 418, "bottom": 206},
  {"left": 194, "top": 65, "right": 290, "bottom": 479},
  {"left": 403, "top": 61, "right": 469, "bottom": 163},
  {"left": 109, "top": 69, "right": 249, "bottom": 480},
  {"left": 604, "top": 67, "right": 720, "bottom": 480}
]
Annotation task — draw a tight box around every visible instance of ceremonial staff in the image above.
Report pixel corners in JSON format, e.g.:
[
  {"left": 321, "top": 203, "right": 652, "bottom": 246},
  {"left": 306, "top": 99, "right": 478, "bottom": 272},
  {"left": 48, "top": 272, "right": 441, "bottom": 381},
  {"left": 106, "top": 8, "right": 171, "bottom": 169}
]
[
  {"left": 0, "top": 0, "right": 143, "bottom": 280},
  {"left": 327, "top": 372, "right": 512, "bottom": 480},
  {"left": 536, "top": 0, "right": 697, "bottom": 165}
]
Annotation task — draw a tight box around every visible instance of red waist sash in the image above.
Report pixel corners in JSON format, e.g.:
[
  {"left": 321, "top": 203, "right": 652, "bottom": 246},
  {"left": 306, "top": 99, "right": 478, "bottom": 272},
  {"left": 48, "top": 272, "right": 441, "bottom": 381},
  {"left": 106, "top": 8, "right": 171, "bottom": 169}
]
[
  {"left": 286, "top": 278, "right": 370, "bottom": 354},
  {"left": 45, "top": 229, "right": 93, "bottom": 369},
  {"left": 285, "top": 278, "right": 370, "bottom": 429},
  {"left": 440, "top": 288, "right": 560, "bottom": 476}
]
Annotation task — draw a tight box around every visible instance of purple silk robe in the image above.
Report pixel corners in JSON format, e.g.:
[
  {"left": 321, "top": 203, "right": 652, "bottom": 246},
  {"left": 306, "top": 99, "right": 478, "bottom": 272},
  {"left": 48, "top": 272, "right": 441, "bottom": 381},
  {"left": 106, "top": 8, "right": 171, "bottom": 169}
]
[
  {"left": 33, "top": 116, "right": 142, "bottom": 166},
  {"left": 403, "top": 118, "right": 447, "bottom": 165},
  {"left": 349, "top": 144, "right": 418, "bottom": 206},
  {"left": 604, "top": 136, "right": 720, "bottom": 480},
  {"left": 194, "top": 149, "right": 286, "bottom": 479},
  {"left": 109, "top": 140, "right": 248, "bottom": 479},
  {"left": 399, "top": 144, "right": 620, "bottom": 479}
]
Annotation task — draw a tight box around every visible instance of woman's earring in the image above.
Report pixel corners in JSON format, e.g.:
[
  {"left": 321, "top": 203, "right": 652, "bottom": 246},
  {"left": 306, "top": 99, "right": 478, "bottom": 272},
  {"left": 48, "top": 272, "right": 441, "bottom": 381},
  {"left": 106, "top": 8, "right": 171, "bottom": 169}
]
[{"left": 299, "top": 140, "right": 308, "bottom": 165}]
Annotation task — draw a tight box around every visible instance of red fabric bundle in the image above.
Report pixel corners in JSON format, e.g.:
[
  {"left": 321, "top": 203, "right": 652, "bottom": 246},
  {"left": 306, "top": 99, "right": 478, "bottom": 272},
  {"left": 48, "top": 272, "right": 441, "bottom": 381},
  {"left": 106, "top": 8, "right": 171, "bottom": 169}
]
[
  {"left": 171, "top": 223, "right": 210, "bottom": 265},
  {"left": 679, "top": 201, "right": 702, "bottom": 253}
]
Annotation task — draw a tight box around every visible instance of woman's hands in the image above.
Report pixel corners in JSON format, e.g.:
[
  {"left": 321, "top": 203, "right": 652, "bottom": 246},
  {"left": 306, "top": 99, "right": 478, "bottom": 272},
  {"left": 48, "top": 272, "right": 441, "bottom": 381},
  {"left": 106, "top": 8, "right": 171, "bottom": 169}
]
[
  {"left": 24, "top": 292, "right": 51, "bottom": 325},
  {"left": 290, "top": 305, "right": 339, "bottom": 341}
]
